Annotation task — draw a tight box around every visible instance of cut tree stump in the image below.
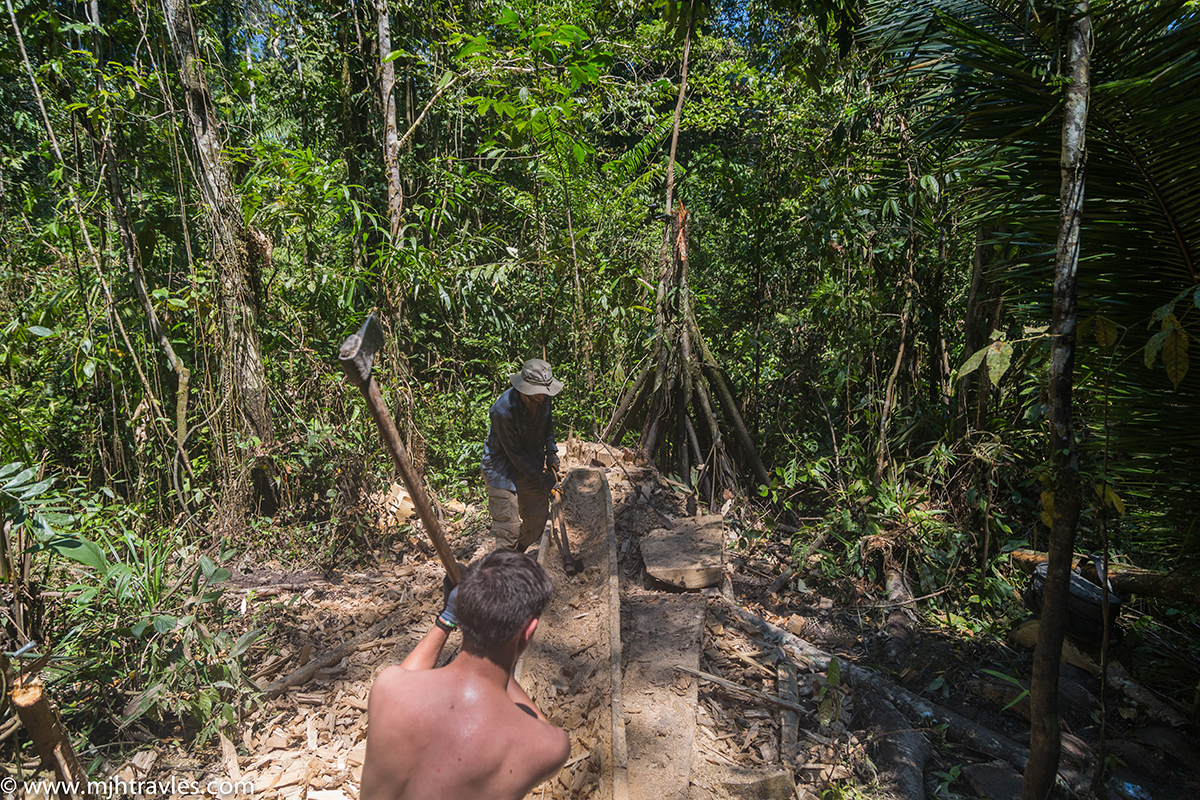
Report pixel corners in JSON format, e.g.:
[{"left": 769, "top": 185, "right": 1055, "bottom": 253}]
[
  {"left": 641, "top": 514, "right": 724, "bottom": 589},
  {"left": 622, "top": 595, "right": 705, "bottom": 800},
  {"left": 10, "top": 680, "right": 93, "bottom": 799}
]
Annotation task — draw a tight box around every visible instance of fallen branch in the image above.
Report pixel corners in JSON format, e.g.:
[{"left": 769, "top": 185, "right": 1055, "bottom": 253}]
[
  {"left": 884, "top": 568, "right": 918, "bottom": 667},
  {"left": 1010, "top": 549, "right": 1196, "bottom": 606},
  {"left": 713, "top": 596, "right": 1034, "bottom": 771},
  {"left": 857, "top": 691, "right": 929, "bottom": 800},
  {"left": 258, "top": 587, "right": 432, "bottom": 697},
  {"left": 0, "top": 714, "right": 22, "bottom": 744},
  {"left": 1010, "top": 618, "right": 1190, "bottom": 727},
  {"left": 676, "top": 665, "right": 809, "bottom": 716}
]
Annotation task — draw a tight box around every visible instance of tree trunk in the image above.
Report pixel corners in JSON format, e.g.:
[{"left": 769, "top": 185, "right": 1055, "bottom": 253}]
[
  {"left": 162, "top": 0, "right": 275, "bottom": 521},
  {"left": 1024, "top": 4, "right": 1091, "bottom": 798},
  {"left": 374, "top": 0, "right": 403, "bottom": 237}
]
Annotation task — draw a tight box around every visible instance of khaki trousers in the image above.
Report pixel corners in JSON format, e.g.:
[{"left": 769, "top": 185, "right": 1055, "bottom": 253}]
[{"left": 487, "top": 475, "right": 550, "bottom": 552}]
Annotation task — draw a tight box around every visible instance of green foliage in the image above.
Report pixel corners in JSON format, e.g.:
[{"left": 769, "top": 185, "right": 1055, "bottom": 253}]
[
  {"left": 56, "top": 523, "right": 258, "bottom": 745},
  {"left": 814, "top": 654, "right": 843, "bottom": 730},
  {"left": 3, "top": 0, "right": 1200, "bottom": 762}
]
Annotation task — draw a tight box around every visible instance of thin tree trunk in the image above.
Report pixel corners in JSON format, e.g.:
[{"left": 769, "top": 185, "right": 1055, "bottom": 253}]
[
  {"left": 663, "top": 0, "right": 696, "bottom": 215},
  {"left": 374, "top": 0, "right": 403, "bottom": 236},
  {"left": 162, "top": 0, "right": 275, "bottom": 520},
  {"left": 1024, "top": 4, "right": 1091, "bottom": 798},
  {"left": 961, "top": 226, "right": 991, "bottom": 436},
  {"left": 84, "top": 3, "right": 193, "bottom": 469},
  {"left": 877, "top": 291, "right": 911, "bottom": 481},
  {"left": 90, "top": 130, "right": 195, "bottom": 482},
  {"left": 603, "top": 363, "right": 652, "bottom": 442}
]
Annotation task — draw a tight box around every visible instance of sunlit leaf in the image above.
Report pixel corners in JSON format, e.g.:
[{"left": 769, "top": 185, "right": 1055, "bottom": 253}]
[
  {"left": 1, "top": 467, "right": 37, "bottom": 492},
  {"left": 985, "top": 340, "right": 1013, "bottom": 384},
  {"left": 1040, "top": 491, "right": 1054, "bottom": 528},
  {"left": 232, "top": 627, "right": 263, "bottom": 658},
  {"left": 1105, "top": 485, "right": 1126, "bottom": 515},
  {"left": 50, "top": 534, "right": 109, "bottom": 571},
  {"left": 18, "top": 478, "right": 53, "bottom": 499},
  {"left": 956, "top": 345, "right": 988, "bottom": 381}
]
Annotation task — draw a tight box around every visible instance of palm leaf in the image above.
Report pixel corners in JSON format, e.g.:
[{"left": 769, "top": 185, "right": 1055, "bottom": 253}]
[{"left": 861, "top": 0, "right": 1200, "bottom": 543}]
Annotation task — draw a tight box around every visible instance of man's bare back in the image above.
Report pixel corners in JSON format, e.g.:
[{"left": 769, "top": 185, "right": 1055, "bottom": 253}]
[
  {"left": 359, "top": 551, "right": 569, "bottom": 800},
  {"left": 360, "top": 657, "right": 568, "bottom": 800}
]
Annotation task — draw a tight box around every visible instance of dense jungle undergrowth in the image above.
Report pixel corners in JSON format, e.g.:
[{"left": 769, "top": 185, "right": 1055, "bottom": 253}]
[{"left": 3, "top": 0, "right": 1199, "bottom": 795}]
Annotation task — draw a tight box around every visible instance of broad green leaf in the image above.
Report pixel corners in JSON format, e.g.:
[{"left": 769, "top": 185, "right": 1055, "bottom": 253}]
[
  {"left": 232, "top": 627, "right": 263, "bottom": 658},
  {"left": 1040, "top": 491, "right": 1054, "bottom": 527},
  {"left": 50, "top": 534, "right": 109, "bottom": 571},
  {"left": 956, "top": 346, "right": 988, "bottom": 381},
  {"left": 457, "top": 35, "right": 489, "bottom": 59},
  {"left": 496, "top": 8, "right": 518, "bottom": 26},
  {"left": 985, "top": 340, "right": 1013, "bottom": 384},
  {"left": 1105, "top": 485, "right": 1126, "bottom": 515},
  {"left": 1145, "top": 328, "right": 1170, "bottom": 368},
  {"left": 152, "top": 615, "right": 178, "bottom": 634},
  {"left": 1094, "top": 315, "right": 1118, "bottom": 348},
  {"left": 436, "top": 70, "right": 454, "bottom": 91},
  {"left": 827, "top": 655, "right": 841, "bottom": 688},
  {"left": 28, "top": 325, "right": 54, "bottom": 337},
  {"left": 1163, "top": 327, "right": 1189, "bottom": 389},
  {"left": 1, "top": 466, "right": 37, "bottom": 493},
  {"left": 18, "top": 478, "right": 53, "bottom": 499}
]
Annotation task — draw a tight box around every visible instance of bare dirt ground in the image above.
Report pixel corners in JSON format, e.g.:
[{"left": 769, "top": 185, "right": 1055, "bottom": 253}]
[{"left": 28, "top": 440, "right": 1199, "bottom": 800}]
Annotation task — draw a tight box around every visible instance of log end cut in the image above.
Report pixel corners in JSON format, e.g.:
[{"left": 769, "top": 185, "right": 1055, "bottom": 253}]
[{"left": 641, "top": 515, "right": 724, "bottom": 589}]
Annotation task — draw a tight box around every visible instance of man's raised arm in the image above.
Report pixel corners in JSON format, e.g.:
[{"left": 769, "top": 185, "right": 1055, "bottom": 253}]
[{"left": 399, "top": 585, "right": 458, "bottom": 671}]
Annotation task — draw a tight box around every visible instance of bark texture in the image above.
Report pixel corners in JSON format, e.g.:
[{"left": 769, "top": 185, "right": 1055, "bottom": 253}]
[
  {"left": 163, "top": 0, "right": 275, "bottom": 520},
  {"left": 1024, "top": 5, "right": 1091, "bottom": 798},
  {"left": 374, "top": 0, "right": 403, "bottom": 236}
]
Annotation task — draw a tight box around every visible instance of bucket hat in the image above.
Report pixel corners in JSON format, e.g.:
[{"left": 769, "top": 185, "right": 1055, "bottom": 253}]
[{"left": 509, "top": 358, "right": 564, "bottom": 396}]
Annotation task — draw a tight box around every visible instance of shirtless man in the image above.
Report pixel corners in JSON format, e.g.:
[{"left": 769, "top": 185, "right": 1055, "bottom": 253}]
[{"left": 360, "top": 550, "right": 570, "bottom": 800}]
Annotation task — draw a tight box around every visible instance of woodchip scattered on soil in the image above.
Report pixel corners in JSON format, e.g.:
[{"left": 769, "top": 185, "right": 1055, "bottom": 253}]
[{"left": 9, "top": 439, "right": 1200, "bottom": 800}]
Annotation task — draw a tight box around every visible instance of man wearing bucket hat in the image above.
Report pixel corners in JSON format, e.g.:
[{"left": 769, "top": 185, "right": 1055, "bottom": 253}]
[{"left": 481, "top": 358, "right": 564, "bottom": 552}]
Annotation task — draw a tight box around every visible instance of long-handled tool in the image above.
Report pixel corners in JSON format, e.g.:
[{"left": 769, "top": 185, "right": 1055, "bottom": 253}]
[
  {"left": 338, "top": 313, "right": 461, "bottom": 586},
  {"left": 550, "top": 467, "right": 583, "bottom": 576}
]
